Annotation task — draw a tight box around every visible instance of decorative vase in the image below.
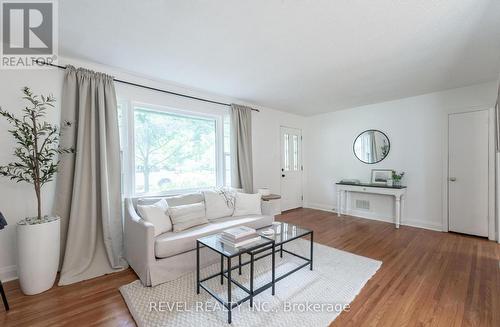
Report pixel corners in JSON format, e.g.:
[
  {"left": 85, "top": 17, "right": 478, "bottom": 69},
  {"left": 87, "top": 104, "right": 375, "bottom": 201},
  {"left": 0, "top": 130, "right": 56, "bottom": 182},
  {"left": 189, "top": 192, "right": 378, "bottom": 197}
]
[
  {"left": 386, "top": 179, "right": 393, "bottom": 187},
  {"left": 17, "top": 217, "right": 60, "bottom": 295},
  {"left": 393, "top": 180, "right": 401, "bottom": 187}
]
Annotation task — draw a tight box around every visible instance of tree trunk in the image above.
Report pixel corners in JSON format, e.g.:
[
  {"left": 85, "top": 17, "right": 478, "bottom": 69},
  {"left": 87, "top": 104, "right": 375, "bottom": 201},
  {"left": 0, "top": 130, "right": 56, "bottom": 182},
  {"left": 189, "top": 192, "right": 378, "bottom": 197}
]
[
  {"left": 35, "top": 184, "right": 41, "bottom": 220},
  {"left": 142, "top": 153, "right": 150, "bottom": 193},
  {"left": 31, "top": 112, "right": 42, "bottom": 221},
  {"left": 143, "top": 169, "right": 150, "bottom": 193}
]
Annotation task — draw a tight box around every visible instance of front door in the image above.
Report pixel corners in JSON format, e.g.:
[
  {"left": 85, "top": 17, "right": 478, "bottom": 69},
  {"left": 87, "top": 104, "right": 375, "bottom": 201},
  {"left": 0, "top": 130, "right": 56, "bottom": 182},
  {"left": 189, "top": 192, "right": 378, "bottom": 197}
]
[
  {"left": 280, "top": 127, "right": 303, "bottom": 211},
  {"left": 448, "top": 110, "right": 489, "bottom": 237}
]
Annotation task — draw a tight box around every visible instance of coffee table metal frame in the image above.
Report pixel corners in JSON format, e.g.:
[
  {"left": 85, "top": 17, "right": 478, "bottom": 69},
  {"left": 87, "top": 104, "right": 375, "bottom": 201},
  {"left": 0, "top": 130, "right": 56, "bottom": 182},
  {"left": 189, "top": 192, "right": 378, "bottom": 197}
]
[{"left": 196, "top": 223, "right": 314, "bottom": 324}]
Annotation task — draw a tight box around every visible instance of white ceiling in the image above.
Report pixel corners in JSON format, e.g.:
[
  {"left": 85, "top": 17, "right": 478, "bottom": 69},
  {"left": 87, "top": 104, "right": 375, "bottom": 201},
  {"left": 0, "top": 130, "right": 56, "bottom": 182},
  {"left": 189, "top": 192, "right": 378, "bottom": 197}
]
[{"left": 59, "top": 0, "right": 500, "bottom": 116}]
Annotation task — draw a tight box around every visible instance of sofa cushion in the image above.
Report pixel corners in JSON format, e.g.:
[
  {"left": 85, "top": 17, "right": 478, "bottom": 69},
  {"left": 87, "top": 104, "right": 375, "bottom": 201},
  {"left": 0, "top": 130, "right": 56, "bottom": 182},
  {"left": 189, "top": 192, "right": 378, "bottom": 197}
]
[
  {"left": 154, "top": 214, "right": 274, "bottom": 259},
  {"left": 165, "top": 193, "right": 204, "bottom": 207},
  {"left": 203, "top": 189, "right": 235, "bottom": 220},
  {"left": 168, "top": 202, "right": 208, "bottom": 232},
  {"left": 137, "top": 199, "right": 172, "bottom": 236},
  {"left": 136, "top": 193, "right": 204, "bottom": 208},
  {"left": 233, "top": 192, "right": 262, "bottom": 216}
]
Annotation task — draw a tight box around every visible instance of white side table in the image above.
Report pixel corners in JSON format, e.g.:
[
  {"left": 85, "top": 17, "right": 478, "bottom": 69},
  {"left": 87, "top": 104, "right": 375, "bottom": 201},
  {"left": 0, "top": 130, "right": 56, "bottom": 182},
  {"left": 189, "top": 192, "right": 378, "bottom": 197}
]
[
  {"left": 335, "top": 182, "right": 407, "bottom": 228},
  {"left": 261, "top": 194, "right": 282, "bottom": 216}
]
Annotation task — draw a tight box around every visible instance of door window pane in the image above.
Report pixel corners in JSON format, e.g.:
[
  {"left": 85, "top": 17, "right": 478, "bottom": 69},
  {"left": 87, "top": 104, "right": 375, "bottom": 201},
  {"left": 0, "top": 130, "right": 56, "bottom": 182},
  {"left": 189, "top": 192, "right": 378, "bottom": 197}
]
[
  {"left": 284, "top": 133, "right": 290, "bottom": 171},
  {"left": 293, "top": 135, "right": 298, "bottom": 171}
]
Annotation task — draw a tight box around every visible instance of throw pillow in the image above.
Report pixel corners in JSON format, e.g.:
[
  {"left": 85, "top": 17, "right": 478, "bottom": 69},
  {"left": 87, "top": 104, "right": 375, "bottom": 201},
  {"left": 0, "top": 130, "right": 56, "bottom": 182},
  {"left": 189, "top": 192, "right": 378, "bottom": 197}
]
[
  {"left": 233, "top": 192, "right": 262, "bottom": 216},
  {"left": 203, "top": 189, "right": 236, "bottom": 220},
  {"left": 169, "top": 202, "right": 209, "bottom": 232},
  {"left": 137, "top": 199, "right": 172, "bottom": 237}
]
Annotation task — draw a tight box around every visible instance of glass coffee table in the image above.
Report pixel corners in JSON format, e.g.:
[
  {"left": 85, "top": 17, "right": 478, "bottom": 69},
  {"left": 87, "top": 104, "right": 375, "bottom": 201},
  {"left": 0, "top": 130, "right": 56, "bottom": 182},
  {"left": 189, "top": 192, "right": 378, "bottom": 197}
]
[
  {"left": 260, "top": 222, "right": 314, "bottom": 279},
  {"left": 196, "top": 222, "right": 313, "bottom": 324}
]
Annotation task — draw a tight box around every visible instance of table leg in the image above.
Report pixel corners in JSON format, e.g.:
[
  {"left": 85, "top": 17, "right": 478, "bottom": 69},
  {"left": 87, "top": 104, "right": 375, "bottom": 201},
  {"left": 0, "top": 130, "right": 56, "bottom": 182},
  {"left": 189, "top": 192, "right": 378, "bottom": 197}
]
[
  {"left": 0, "top": 281, "right": 9, "bottom": 311},
  {"left": 310, "top": 232, "right": 314, "bottom": 271},
  {"left": 401, "top": 194, "right": 405, "bottom": 225},
  {"left": 196, "top": 241, "right": 200, "bottom": 294},
  {"left": 227, "top": 256, "right": 232, "bottom": 324},
  {"left": 343, "top": 191, "right": 347, "bottom": 215},
  {"left": 271, "top": 243, "right": 275, "bottom": 295},
  {"left": 395, "top": 195, "right": 401, "bottom": 229},
  {"left": 337, "top": 190, "right": 341, "bottom": 216},
  {"left": 280, "top": 244, "right": 283, "bottom": 258},
  {"left": 239, "top": 254, "right": 242, "bottom": 275},
  {"left": 250, "top": 252, "right": 254, "bottom": 307},
  {"left": 220, "top": 254, "right": 224, "bottom": 285}
]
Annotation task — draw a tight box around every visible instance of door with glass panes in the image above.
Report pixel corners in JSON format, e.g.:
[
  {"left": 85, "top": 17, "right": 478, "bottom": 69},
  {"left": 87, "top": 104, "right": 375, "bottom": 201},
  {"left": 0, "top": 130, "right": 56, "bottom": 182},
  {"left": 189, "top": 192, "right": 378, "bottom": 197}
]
[{"left": 280, "top": 127, "right": 303, "bottom": 211}]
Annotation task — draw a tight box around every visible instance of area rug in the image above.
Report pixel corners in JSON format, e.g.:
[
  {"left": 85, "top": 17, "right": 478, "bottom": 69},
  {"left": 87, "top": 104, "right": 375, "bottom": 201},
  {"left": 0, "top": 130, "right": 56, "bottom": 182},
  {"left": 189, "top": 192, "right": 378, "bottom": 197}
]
[{"left": 120, "top": 239, "right": 381, "bottom": 327}]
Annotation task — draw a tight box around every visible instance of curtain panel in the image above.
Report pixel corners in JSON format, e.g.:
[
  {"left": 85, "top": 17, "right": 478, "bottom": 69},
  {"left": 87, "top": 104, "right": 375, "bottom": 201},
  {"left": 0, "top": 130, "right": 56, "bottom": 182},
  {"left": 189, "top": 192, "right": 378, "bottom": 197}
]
[
  {"left": 496, "top": 80, "right": 499, "bottom": 152},
  {"left": 495, "top": 79, "right": 500, "bottom": 243},
  {"left": 55, "top": 66, "right": 127, "bottom": 285},
  {"left": 230, "top": 104, "right": 254, "bottom": 193}
]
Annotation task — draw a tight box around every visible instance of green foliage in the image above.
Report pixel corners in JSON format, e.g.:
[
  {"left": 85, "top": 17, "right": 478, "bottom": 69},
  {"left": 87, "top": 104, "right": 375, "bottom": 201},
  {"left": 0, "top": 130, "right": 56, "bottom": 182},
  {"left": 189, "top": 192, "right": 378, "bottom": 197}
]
[
  {"left": 0, "top": 87, "right": 73, "bottom": 221},
  {"left": 392, "top": 170, "right": 405, "bottom": 181},
  {"left": 134, "top": 108, "right": 215, "bottom": 193}
]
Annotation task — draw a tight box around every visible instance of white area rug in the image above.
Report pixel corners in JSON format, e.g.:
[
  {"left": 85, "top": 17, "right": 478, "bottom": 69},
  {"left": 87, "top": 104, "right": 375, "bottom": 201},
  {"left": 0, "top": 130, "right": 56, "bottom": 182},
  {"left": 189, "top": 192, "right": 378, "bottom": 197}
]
[{"left": 120, "top": 239, "right": 381, "bottom": 327}]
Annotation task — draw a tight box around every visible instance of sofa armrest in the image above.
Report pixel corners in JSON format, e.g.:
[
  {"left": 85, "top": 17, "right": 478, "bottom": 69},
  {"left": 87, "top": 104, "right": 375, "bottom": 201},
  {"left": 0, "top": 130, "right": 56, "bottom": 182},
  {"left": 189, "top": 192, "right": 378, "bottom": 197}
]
[{"left": 124, "top": 198, "right": 155, "bottom": 286}]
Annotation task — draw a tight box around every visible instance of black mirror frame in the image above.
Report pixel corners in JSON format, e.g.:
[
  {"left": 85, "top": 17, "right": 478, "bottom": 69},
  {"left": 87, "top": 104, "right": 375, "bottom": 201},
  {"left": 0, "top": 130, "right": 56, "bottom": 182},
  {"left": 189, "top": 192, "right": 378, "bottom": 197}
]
[{"left": 353, "top": 129, "right": 391, "bottom": 164}]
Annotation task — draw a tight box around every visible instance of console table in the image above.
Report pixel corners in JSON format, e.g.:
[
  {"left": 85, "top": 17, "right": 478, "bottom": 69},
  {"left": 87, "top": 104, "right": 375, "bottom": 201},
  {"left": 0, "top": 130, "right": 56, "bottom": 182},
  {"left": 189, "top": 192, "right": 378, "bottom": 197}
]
[{"left": 335, "top": 182, "right": 407, "bottom": 228}]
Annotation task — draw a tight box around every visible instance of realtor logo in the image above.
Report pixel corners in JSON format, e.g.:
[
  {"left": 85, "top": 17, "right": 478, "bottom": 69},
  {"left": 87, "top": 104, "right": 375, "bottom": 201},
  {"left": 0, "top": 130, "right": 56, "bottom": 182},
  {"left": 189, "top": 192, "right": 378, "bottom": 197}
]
[{"left": 1, "top": 0, "right": 58, "bottom": 68}]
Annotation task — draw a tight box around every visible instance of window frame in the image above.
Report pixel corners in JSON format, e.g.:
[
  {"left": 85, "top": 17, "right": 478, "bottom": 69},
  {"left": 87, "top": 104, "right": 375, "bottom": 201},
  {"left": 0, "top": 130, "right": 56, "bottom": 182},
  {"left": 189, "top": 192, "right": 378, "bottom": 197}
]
[{"left": 119, "top": 100, "right": 227, "bottom": 197}]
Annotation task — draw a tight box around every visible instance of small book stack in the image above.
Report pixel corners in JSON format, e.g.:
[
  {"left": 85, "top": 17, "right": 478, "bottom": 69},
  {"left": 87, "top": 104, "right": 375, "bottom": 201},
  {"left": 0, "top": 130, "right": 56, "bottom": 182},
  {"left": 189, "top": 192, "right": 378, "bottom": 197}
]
[{"left": 220, "top": 226, "right": 261, "bottom": 248}]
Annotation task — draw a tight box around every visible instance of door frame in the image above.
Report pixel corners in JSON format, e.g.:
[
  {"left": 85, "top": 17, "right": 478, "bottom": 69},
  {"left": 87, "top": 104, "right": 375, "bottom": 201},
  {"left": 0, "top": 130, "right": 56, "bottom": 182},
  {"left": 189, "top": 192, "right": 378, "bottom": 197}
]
[
  {"left": 279, "top": 125, "right": 304, "bottom": 210},
  {"left": 442, "top": 106, "right": 496, "bottom": 240}
]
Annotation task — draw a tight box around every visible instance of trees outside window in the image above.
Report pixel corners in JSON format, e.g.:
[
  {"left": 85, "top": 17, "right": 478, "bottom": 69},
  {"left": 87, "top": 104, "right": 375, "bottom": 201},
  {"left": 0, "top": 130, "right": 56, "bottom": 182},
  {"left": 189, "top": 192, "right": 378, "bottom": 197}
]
[{"left": 133, "top": 108, "right": 216, "bottom": 194}]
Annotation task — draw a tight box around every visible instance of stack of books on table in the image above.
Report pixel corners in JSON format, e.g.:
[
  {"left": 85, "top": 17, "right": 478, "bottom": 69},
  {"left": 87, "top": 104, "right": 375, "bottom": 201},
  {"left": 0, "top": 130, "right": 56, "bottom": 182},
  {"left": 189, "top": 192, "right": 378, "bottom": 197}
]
[{"left": 220, "top": 226, "right": 261, "bottom": 248}]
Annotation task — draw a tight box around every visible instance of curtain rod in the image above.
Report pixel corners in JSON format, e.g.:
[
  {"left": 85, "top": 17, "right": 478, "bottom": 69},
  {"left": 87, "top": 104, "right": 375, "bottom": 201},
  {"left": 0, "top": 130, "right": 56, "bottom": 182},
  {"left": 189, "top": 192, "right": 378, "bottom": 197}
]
[{"left": 39, "top": 61, "right": 260, "bottom": 112}]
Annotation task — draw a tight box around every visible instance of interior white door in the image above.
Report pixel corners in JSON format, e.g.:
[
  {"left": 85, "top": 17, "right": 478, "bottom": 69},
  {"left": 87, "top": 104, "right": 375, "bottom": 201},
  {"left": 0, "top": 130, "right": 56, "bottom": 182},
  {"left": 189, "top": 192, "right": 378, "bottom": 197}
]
[
  {"left": 280, "top": 127, "right": 303, "bottom": 211},
  {"left": 448, "top": 110, "right": 489, "bottom": 237}
]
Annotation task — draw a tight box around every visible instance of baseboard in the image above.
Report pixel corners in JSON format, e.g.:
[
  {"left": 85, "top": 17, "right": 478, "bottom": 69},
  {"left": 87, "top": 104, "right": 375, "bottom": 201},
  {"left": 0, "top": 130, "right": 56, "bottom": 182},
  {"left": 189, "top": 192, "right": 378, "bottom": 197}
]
[
  {"left": 0, "top": 265, "right": 17, "bottom": 282},
  {"left": 303, "top": 203, "right": 443, "bottom": 232},
  {"left": 303, "top": 202, "right": 336, "bottom": 212},
  {"left": 400, "top": 219, "right": 443, "bottom": 232},
  {"left": 346, "top": 209, "right": 394, "bottom": 223}
]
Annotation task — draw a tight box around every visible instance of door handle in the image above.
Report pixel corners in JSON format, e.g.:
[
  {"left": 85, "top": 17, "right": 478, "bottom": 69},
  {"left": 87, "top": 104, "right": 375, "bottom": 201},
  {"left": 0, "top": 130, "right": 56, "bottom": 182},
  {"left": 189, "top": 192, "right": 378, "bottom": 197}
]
[
  {"left": 449, "top": 177, "right": 457, "bottom": 182},
  {"left": 282, "top": 174, "right": 285, "bottom": 178}
]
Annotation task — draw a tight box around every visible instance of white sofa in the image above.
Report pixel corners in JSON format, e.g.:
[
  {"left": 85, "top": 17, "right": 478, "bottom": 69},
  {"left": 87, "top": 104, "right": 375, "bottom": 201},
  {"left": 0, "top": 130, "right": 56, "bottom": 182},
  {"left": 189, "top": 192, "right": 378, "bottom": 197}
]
[{"left": 125, "top": 192, "right": 274, "bottom": 286}]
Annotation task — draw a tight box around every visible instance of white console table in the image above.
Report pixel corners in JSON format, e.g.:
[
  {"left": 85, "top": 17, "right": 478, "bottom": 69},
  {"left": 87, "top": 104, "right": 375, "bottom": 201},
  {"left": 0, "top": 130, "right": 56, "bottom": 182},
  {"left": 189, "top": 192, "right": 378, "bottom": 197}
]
[{"left": 335, "top": 182, "right": 407, "bottom": 228}]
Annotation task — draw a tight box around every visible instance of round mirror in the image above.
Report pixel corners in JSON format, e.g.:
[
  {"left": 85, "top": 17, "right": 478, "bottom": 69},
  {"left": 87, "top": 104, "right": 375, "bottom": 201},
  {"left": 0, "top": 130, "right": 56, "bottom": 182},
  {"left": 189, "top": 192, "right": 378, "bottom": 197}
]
[{"left": 353, "top": 130, "right": 390, "bottom": 164}]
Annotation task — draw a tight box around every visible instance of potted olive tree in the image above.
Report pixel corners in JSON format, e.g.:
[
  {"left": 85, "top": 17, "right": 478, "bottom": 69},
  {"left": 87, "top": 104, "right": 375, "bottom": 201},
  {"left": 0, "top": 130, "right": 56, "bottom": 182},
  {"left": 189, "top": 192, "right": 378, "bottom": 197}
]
[{"left": 0, "top": 87, "right": 72, "bottom": 295}]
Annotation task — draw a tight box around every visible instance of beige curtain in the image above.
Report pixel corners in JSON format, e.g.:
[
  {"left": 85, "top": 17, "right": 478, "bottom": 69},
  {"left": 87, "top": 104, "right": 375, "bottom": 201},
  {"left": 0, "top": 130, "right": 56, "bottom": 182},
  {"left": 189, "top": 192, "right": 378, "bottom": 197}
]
[
  {"left": 496, "top": 80, "right": 499, "bottom": 152},
  {"left": 495, "top": 79, "right": 499, "bottom": 243},
  {"left": 55, "top": 66, "right": 127, "bottom": 285},
  {"left": 230, "top": 104, "right": 254, "bottom": 193}
]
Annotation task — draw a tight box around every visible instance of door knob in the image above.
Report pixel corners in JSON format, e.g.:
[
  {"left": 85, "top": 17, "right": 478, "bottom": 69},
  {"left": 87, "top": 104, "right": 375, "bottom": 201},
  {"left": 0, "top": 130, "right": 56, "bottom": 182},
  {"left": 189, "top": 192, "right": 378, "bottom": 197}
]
[
  {"left": 282, "top": 174, "right": 285, "bottom": 178},
  {"left": 449, "top": 177, "right": 457, "bottom": 182}
]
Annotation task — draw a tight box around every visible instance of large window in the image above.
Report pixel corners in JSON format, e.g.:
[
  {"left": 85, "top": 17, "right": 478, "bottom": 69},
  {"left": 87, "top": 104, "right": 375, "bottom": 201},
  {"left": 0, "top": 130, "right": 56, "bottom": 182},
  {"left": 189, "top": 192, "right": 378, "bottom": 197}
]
[{"left": 119, "top": 102, "right": 229, "bottom": 195}]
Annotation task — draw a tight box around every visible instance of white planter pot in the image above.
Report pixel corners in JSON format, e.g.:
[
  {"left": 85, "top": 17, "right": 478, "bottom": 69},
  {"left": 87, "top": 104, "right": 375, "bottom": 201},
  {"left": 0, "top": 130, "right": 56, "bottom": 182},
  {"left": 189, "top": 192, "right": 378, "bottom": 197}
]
[{"left": 17, "top": 217, "right": 60, "bottom": 295}]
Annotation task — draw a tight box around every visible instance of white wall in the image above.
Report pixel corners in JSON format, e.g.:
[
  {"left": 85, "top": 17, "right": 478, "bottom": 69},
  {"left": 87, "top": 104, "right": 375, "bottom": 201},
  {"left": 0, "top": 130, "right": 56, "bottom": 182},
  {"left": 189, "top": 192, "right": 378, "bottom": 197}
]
[
  {"left": 0, "top": 57, "right": 303, "bottom": 281},
  {"left": 304, "top": 81, "right": 498, "bottom": 231},
  {"left": 252, "top": 108, "right": 304, "bottom": 197}
]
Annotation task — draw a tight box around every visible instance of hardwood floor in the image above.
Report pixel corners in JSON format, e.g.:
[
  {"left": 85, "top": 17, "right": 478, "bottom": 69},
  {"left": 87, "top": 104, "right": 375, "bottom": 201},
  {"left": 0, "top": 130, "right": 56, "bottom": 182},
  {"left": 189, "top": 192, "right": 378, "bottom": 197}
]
[{"left": 1, "top": 208, "right": 499, "bottom": 326}]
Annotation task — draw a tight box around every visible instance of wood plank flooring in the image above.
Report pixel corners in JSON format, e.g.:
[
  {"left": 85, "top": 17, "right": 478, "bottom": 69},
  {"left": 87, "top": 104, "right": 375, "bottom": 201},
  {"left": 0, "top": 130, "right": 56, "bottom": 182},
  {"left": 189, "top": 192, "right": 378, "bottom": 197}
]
[{"left": 1, "top": 208, "right": 498, "bottom": 326}]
